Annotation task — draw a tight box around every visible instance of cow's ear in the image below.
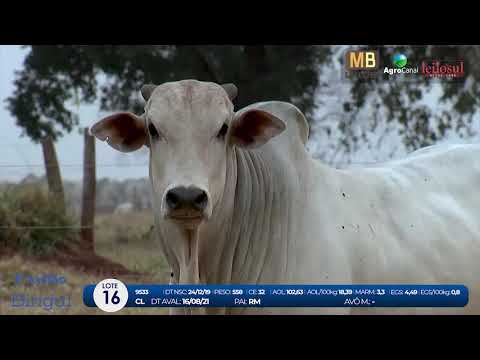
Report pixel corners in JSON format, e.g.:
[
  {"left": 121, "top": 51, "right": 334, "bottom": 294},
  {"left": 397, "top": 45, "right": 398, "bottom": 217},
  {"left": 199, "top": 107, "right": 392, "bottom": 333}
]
[
  {"left": 229, "top": 109, "right": 286, "bottom": 149},
  {"left": 90, "top": 112, "right": 147, "bottom": 153}
]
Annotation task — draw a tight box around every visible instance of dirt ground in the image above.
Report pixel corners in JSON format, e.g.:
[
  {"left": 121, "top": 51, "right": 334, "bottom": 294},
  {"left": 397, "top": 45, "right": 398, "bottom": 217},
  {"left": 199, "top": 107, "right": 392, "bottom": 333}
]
[{"left": 0, "top": 211, "right": 170, "bottom": 315}]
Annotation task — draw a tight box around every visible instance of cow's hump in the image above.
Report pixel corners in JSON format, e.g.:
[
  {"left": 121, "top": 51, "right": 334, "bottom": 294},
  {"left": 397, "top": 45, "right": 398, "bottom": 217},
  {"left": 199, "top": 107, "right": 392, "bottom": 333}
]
[{"left": 236, "top": 101, "right": 310, "bottom": 146}]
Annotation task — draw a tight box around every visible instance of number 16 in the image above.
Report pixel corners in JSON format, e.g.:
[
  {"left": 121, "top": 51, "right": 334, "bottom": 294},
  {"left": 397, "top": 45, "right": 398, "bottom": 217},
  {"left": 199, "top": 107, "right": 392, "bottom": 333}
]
[{"left": 103, "top": 290, "right": 121, "bottom": 304}]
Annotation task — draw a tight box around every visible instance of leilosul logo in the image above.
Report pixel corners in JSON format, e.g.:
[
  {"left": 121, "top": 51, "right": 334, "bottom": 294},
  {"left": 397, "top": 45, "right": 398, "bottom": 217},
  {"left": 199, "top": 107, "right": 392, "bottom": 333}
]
[
  {"left": 421, "top": 60, "right": 465, "bottom": 78},
  {"left": 384, "top": 54, "right": 418, "bottom": 75}
]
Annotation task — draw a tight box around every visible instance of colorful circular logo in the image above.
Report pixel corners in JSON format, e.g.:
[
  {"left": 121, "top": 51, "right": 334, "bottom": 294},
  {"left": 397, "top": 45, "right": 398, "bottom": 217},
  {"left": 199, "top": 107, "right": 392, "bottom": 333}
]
[{"left": 393, "top": 54, "right": 407, "bottom": 68}]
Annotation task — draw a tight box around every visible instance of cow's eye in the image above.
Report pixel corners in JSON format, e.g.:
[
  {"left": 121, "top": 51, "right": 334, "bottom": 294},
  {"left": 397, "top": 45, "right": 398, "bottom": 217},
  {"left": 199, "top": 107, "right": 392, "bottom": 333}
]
[
  {"left": 217, "top": 123, "right": 228, "bottom": 139},
  {"left": 148, "top": 123, "right": 161, "bottom": 139}
]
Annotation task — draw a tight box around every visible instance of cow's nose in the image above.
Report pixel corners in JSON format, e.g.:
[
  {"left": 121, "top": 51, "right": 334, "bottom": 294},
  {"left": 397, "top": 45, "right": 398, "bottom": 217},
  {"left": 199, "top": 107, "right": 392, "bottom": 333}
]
[{"left": 165, "top": 186, "right": 208, "bottom": 212}]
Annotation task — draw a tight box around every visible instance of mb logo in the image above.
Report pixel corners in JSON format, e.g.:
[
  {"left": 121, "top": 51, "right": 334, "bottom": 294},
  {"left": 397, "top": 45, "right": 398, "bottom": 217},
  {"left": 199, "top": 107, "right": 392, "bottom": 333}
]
[{"left": 346, "top": 50, "right": 379, "bottom": 71}]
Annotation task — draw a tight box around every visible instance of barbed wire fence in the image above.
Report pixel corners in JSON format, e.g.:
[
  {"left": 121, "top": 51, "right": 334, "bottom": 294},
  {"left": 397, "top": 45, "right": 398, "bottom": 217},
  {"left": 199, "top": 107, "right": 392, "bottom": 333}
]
[
  {"left": 0, "top": 160, "right": 381, "bottom": 168},
  {"left": 0, "top": 158, "right": 383, "bottom": 230}
]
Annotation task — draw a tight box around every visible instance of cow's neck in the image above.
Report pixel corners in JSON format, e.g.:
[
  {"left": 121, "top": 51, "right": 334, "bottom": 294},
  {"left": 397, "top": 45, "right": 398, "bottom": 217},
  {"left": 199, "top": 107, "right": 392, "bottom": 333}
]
[{"left": 197, "top": 146, "right": 295, "bottom": 284}]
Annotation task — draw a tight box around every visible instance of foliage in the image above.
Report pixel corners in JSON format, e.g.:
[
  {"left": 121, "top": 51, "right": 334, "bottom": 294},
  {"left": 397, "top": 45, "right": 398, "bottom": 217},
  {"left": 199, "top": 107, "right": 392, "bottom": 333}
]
[
  {"left": 6, "top": 45, "right": 329, "bottom": 142},
  {"left": 341, "top": 45, "right": 480, "bottom": 151},
  {"left": 0, "top": 185, "right": 78, "bottom": 254},
  {"left": 6, "top": 45, "right": 480, "bottom": 154}
]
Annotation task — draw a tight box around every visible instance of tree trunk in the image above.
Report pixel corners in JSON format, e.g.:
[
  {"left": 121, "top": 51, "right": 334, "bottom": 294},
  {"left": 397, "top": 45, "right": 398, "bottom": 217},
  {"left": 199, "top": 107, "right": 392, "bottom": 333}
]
[
  {"left": 41, "top": 136, "right": 65, "bottom": 214},
  {"left": 192, "top": 46, "right": 222, "bottom": 83},
  {"left": 244, "top": 45, "right": 268, "bottom": 75},
  {"left": 81, "top": 127, "right": 96, "bottom": 252},
  {"left": 239, "top": 45, "right": 269, "bottom": 108}
]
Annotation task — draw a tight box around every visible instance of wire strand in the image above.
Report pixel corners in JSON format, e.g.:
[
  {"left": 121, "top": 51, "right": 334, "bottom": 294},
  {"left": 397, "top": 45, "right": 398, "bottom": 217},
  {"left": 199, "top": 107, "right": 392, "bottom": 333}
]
[
  {"left": 0, "top": 161, "right": 380, "bottom": 168},
  {"left": 0, "top": 163, "right": 150, "bottom": 168},
  {"left": 0, "top": 226, "right": 93, "bottom": 229}
]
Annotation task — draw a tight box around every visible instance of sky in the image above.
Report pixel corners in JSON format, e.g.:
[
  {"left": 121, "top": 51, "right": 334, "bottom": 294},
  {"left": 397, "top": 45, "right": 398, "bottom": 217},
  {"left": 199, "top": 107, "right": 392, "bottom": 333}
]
[{"left": 1, "top": 45, "right": 479, "bottom": 182}]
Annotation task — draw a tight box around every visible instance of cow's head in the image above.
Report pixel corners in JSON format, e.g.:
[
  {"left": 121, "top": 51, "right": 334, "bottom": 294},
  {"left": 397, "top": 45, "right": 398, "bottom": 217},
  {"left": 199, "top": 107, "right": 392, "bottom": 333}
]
[{"left": 91, "top": 80, "right": 285, "bottom": 229}]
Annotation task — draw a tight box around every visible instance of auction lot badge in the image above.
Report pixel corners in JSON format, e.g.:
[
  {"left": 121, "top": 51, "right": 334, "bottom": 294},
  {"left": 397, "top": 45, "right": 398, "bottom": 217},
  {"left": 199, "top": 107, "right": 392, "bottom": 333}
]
[{"left": 93, "top": 279, "right": 129, "bottom": 312}]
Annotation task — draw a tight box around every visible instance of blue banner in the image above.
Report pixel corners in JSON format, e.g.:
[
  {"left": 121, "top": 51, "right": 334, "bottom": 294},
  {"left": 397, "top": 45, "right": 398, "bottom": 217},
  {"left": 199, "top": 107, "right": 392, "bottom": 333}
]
[{"left": 83, "top": 284, "right": 468, "bottom": 308}]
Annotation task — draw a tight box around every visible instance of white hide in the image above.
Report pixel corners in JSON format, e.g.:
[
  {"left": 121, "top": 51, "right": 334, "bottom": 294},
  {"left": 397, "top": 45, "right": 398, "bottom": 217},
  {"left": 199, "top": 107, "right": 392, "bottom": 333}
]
[{"left": 197, "top": 101, "right": 480, "bottom": 314}]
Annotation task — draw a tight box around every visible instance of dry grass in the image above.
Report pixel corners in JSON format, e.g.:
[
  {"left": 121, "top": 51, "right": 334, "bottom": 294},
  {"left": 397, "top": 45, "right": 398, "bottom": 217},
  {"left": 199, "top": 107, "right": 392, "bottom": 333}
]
[
  {"left": 0, "top": 210, "right": 170, "bottom": 315},
  {"left": 94, "top": 210, "right": 169, "bottom": 276}
]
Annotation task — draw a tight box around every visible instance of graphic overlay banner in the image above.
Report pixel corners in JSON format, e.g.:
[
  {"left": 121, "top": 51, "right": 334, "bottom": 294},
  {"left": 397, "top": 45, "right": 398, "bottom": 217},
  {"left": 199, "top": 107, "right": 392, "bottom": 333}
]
[{"left": 83, "top": 283, "right": 468, "bottom": 310}]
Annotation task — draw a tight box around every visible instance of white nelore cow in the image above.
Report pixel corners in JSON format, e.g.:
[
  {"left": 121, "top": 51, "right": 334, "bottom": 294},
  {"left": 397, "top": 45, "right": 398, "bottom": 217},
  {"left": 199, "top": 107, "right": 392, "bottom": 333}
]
[{"left": 91, "top": 79, "right": 480, "bottom": 315}]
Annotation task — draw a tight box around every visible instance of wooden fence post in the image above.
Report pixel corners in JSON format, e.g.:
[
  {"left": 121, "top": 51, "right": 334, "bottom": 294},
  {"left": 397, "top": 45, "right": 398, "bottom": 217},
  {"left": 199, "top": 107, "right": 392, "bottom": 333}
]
[
  {"left": 81, "top": 127, "right": 96, "bottom": 252},
  {"left": 41, "top": 136, "right": 65, "bottom": 214}
]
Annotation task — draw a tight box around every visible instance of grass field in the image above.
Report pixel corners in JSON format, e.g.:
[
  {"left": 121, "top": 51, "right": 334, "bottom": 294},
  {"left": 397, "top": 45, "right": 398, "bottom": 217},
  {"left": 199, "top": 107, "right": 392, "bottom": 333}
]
[
  {"left": 0, "top": 210, "right": 170, "bottom": 315},
  {"left": 95, "top": 210, "right": 169, "bottom": 276}
]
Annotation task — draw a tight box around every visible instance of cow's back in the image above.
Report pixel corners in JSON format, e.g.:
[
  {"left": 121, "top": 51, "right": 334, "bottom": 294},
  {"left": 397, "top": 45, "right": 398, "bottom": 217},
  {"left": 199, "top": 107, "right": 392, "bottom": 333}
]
[{"left": 340, "top": 143, "right": 480, "bottom": 314}]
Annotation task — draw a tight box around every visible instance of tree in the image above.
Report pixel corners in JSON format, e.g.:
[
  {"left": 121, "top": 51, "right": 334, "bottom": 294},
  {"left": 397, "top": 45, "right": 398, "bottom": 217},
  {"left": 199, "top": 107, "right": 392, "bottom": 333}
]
[
  {"left": 7, "top": 45, "right": 480, "bottom": 169},
  {"left": 81, "top": 127, "right": 96, "bottom": 251},
  {"left": 40, "top": 136, "right": 65, "bottom": 212},
  {"left": 339, "top": 45, "right": 480, "bottom": 154},
  {"left": 6, "top": 45, "right": 98, "bottom": 211},
  {"left": 7, "top": 46, "right": 329, "bottom": 130}
]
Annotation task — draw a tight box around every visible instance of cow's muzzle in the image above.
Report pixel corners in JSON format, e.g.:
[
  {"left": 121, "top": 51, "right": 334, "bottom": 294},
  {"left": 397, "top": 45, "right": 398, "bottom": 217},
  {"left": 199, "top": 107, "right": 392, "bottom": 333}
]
[{"left": 164, "top": 186, "right": 209, "bottom": 224}]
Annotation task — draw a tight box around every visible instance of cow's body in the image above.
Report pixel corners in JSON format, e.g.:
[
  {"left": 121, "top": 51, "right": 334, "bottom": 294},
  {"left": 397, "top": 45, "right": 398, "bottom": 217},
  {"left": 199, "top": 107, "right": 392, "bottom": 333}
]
[
  {"left": 160, "top": 101, "right": 480, "bottom": 314},
  {"left": 92, "top": 81, "right": 480, "bottom": 315},
  {"left": 338, "top": 143, "right": 480, "bottom": 314}
]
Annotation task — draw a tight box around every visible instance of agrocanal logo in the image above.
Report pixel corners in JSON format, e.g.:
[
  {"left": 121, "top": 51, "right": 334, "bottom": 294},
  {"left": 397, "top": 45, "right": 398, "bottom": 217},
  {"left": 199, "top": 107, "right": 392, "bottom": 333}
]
[
  {"left": 393, "top": 54, "right": 407, "bottom": 68},
  {"left": 384, "top": 53, "right": 418, "bottom": 76}
]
